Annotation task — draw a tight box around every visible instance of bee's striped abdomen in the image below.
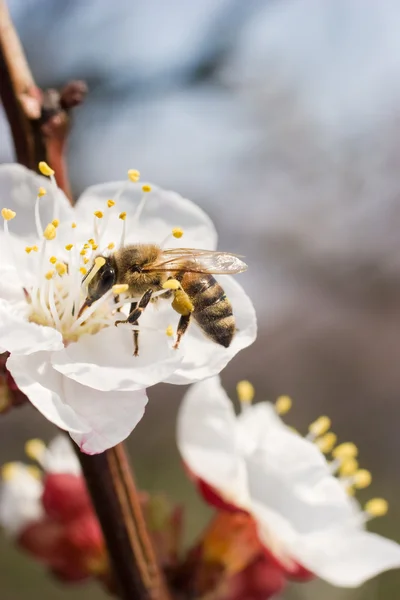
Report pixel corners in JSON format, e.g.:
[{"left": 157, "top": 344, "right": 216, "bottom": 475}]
[{"left": 180, "top": 273, "right": 235, "bottom": 347}]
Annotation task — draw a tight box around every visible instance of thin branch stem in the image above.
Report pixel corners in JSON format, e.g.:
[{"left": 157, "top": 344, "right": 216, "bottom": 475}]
[{"left": 77, "top": 444, "right": 172, "bottom": 600}]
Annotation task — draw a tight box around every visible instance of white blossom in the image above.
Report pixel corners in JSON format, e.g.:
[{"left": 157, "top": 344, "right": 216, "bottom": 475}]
[
  {"left": 0, "top": 164, "right": 256, "bottom": 453},
  {"left": 177, "top": 376, "right": 400, "bottom": 587},
  {"left": 0, "top": 435, "right": 81, "bottom": 537}
]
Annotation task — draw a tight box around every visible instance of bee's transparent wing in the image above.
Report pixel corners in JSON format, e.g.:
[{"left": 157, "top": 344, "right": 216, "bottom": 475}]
[{"left": 146, "top": 248, "right": 248, "bottom": 274}]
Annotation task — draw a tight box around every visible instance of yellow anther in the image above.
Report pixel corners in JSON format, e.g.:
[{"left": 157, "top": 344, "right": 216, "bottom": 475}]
[
  {"left": 166, "top": 325, "right": 174, "bottom": 337},
  {"left": 142, "top": 184, "right": 152, "bottom": 193},
  {"left": 107, "top": 242, "right": 115, "bottom": 250},
  {"left": 112, "top": 284, "right": 129, "bottom": 295},
  {"left": 119, "top": 211, "right": 127, "bottom": 221},
  {"left": 71, "top": 222, "right": 77, "bottom": 229},
  {"left": 91, "top": 243, "right": 98, "bottom": 250},
  {"left": 26, "top": 466, "right": 42, "bottom": 480},
  {"left": 25, "top": 246, "right": 32, "bottom": 254},
  {"left": 38, "top": 161, "right": 54, "bottom": 176},
  {"left": 316, "top": 432, "right": 338, "bottom": 454},
  {"left": 1, "top": 462, "right": 19, "bottom": 481},
  {"left": 49, "top": 256, "right": 57, "bottom": 264},
  {"left": 163, "top": 279, "right": 181, "bottom": 290},
  {"left": 25, "top": 438, "right": 46, "bottom": 462},
  {"left": 51, "top": 219, "right": 60, "bottom": 228},
  {"left": 107, "top": 199, "right": 115, "bottom": 208},
  {"left": 339, "top": 457, "right": 358, "bottom": 476},
  {"left": 94, "top": 210, "right": 103, "bottom": 219},
  {"left": 65, "top": 243, "right": 74, "bottom": 251},
  {"left": 45, "top": 270, "right": 55, "bottom": 280},
  {"left": 309, "top": 416, "right": 331, "bottom": 437},
  {"left": 365, "top": 498, "right": 388, "bottom": 517},
  {"left": 172, "top": 227, "right": 184, "bottom": 239},
  {"left": 128, "top": 169, "right": 140, "bottom": 182},
  {"left": 31, "top": 245, "right": 38, "bottom": 252},
  {"left": 56, "top": 262, "right": 67, "bottom": 276},
  {"left": 83, "top": 257, "right": 90, "bottom": 265},
  {"left": 95, "top": 257, "right": 106, "bottom": 269},
  {"left": 1, "top": 208, "right": 16, "bottom": 221},
  {"left": 275, "top": 395, "right": 292, "bottom": 415},
  {"left": 80, "top": 267, "right": 87, "bottom": 275},
  {"left": 38, "top": 187, "right": 47, "bottom": 197},
  {"left": 354, "top": 469, "right": 372, "bottom": 489},
  {"left": 83, "top": 243, "right": 90, "bottom": 249},
  {"left": 236, "top": 380, "right": 255, "bottom": 404},
  {"left": 88, "top": 238, "right": 95, "bottom": 245},
  {"left": 332, "top": 442, "right": 358, "bottom": 460},
  {"left": 347, "top": 486, "right": 356, "bottom": 497},
  {"left": 80, "top": 249, "right": 87, "bottom": 256},
  {"left": 43, "top": 223, "right": 57, "bottom": 240}
]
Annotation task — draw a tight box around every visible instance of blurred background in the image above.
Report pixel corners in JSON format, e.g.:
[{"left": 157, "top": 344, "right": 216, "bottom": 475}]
[{"left": 1, "top": 0, "right": 400, "bottom": 598}]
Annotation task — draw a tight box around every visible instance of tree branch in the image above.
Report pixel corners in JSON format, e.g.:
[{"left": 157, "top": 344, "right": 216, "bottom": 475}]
[{"left": 78, "top": 444, "right": 172, "bottom": 600}]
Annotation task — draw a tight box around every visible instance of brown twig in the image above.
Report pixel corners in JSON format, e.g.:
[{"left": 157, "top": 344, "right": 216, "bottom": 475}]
[
  {"left": 77, "top": 444, "right": 172, "bottom": 600},
  {"left": 0, "top": 0, "right": 87, "bottom": 202}
]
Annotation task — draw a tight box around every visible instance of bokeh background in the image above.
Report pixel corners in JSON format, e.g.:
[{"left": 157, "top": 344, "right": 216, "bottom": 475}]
[{"left": 1, "top": 0, "right": 400, "bottom": 598}]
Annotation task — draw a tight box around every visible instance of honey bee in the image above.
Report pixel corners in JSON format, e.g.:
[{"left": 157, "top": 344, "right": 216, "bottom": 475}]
[{"left": 81, "top": 244, "right": 247, "bottom": 355}]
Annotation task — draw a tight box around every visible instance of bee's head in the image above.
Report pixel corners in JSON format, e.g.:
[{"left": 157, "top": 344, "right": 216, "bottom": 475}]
[{"left": 80, "top": 257, "right": 117, "bottom": 315}]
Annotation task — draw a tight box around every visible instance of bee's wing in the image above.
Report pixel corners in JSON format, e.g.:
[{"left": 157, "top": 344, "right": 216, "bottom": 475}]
[{"left": 146, "top": 248, "right": 248, "bottom": 274}]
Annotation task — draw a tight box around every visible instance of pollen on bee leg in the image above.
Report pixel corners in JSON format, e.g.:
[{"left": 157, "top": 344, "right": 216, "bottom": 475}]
[
  {"left": 236, "top": 380, "right": 255, "bottom": 404},
  {"left": 163, "top": 279, "right": 181, "bottom": 290},
  {"left": 275, "top": 395, "right": 292, "bottom": 415},
  {"left": 112, "top": 284, "right": 129, "bottom": 295}
]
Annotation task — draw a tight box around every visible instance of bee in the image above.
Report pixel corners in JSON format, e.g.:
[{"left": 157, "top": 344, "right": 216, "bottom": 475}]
[{"left": 80, "top": 244, "right": 247, "bottom": 356}]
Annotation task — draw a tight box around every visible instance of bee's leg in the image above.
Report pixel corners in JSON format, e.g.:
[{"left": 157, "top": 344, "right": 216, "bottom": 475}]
[
  {"left": 173, "top": 313, "right": 191, "bottom": 350},
  {"left": 115, "top": 289, "right": 153, "bottom": 356},
  {"left": 127, "top": 302, "right": 139, "bottom": 356}
]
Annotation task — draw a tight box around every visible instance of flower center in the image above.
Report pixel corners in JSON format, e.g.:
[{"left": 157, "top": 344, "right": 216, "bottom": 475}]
[{"left": 2, "top": 163, "right": 185, "bottom": 347}]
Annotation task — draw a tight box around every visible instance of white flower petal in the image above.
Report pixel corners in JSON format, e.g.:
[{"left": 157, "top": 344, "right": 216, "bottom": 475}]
[
  {"left": 165, "top": 276, "right": 257, "bottom": 384},
  {"left": 66, "top": 380, "right": 148, "bottom": 454},
  {"left": 0, "top": 264, "right": 25, "bottom": 302},
  {"left": 177, "top": 376, "right": 249, "bottom": 507},
  {"left": 247, "top": 436, "right": 355, "bottom": 540},
  {"left": 43, "top": 435, "right": 81, "bottom": 475},
  {"left": 0, "top": 299, "right": 63, "bottom": 355},
  {"left": 51, "top": 325, "right": 182, "bottom": 392},
  {"left": 237, "top": 402, "right": 288, "bottom": 455},
  {"left": 0, "top": 164, "right": 74, "bottom": 237},
  {"left": 74, "top": 181, "right": 218, "bottom": 249},
  {"left": 293, "top": 528, "right": 400, "bottom": 587},
  {"left": 0, "top": 463, "right": 44, "bottom": 537},
  {"left": 6, "top": 353, "right": 90, "bottom": 434}
]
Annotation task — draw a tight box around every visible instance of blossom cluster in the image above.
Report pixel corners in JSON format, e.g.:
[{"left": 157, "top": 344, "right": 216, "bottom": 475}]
[{"left": 0, "top": 436, "right": 109, "bottom": 584}]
